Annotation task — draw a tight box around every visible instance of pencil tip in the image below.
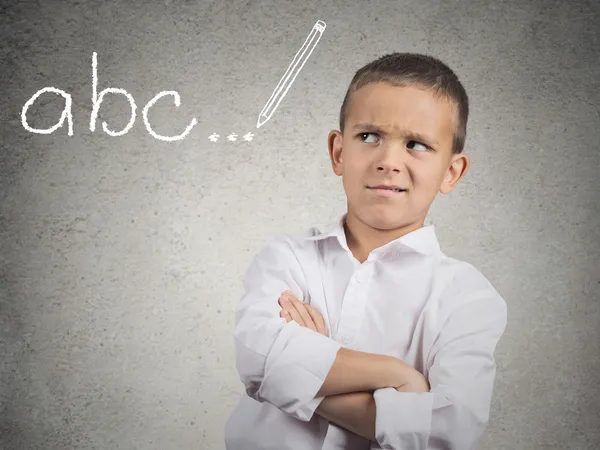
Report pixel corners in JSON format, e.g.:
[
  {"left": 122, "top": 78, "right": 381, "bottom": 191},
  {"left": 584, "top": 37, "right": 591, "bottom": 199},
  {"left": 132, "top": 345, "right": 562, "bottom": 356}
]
[{"left": 256, "top": 115, "right": 267, "bottom": 129}]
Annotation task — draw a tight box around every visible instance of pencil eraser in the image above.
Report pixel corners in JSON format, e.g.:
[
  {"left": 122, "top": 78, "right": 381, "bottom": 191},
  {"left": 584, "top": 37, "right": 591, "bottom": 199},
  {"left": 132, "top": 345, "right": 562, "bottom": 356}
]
[{"left": 315, "top": 20, "right": 326, "bottom": 32}]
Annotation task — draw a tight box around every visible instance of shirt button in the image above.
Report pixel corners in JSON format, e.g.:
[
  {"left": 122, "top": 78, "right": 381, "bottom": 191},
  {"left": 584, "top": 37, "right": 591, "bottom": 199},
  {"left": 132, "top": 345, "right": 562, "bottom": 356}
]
[{"left": 341, "top": 336, "right": 351, "bottom": 345}]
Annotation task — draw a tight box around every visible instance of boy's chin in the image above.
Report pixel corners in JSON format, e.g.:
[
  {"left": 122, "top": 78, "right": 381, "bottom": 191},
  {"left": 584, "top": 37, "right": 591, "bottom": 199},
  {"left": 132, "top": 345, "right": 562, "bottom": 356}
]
[
  {"left": 353, "top": 208, "right": 411, "bottom": 230},
  {"left": 368, "top": 217, "right": 409, "bottom": 231}
]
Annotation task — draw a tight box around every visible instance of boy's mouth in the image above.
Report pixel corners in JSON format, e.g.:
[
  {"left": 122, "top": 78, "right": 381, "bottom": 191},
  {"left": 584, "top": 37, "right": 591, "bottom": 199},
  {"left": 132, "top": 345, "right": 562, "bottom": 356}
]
[{"left": 367, "top": 184, "right": 406, "bottom": 193}]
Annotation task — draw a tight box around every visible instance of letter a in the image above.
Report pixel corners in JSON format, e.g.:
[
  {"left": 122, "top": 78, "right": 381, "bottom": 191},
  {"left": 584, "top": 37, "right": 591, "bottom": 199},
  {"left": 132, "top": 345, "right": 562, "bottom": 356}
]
[{"left": 21, "top": 87, "right": 74, "bottom": 135}]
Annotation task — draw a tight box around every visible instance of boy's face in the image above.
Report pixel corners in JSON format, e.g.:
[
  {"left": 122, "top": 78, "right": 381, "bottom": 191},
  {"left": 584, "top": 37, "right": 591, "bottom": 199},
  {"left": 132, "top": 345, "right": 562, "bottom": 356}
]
[{"left": 328, "top": 82, "right": 470, "bottom": 233}]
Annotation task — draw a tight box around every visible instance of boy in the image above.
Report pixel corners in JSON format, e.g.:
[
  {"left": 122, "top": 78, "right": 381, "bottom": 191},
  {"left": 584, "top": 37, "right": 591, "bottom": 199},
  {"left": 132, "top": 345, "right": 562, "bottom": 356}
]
[{"left": 224, "top": 52, "right": 508, "bottom": 449}]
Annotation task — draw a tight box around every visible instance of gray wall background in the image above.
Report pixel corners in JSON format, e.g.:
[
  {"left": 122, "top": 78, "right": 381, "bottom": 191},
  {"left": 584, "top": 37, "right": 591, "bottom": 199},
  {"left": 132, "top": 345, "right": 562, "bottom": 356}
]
[{"left": 1, "top": 0, "right": 599, "bottom": 449}]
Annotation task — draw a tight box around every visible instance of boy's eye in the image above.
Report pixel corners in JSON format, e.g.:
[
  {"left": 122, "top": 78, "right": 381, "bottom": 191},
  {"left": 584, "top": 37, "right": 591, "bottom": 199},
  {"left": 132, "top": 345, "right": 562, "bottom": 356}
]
[
  {"left": 358, "top": 134, "right": 431, "bottom": 151},
  {"left": 359, "top": 132, "right": 379, "bottom": 143},
  {"left": 407, "top": 140, "right": 430, "bottom": 151}
]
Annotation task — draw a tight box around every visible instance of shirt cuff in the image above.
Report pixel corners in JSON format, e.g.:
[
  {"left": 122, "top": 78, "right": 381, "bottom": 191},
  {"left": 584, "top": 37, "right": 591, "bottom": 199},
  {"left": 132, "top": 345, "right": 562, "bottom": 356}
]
[
  {"left": 258, "top": 321, "right": 342, "bottom": 421},
  {"left": 373, "top": 388, "right": 435, "bottom": 449}
]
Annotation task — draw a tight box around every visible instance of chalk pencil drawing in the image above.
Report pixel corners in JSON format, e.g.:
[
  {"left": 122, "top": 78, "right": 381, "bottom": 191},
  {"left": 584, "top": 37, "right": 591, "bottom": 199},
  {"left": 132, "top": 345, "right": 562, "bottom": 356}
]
[
  {"left": 256, "top": 19, "right": 326, "bottom": 129},
  {"left": 21, "top": 18, "right": 328, "bottom": 140}
]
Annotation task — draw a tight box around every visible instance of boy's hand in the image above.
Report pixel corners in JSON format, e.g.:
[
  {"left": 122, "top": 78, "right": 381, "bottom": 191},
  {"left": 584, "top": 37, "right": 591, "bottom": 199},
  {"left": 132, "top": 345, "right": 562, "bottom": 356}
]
[{"left": 278, "top": 290, "right": 328, "bottom": 337}]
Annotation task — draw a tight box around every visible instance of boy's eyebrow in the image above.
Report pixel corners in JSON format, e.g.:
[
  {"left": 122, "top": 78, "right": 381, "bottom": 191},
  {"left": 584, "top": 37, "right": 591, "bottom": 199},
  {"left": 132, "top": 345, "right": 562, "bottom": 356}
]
[{"left": 351, "top": 123, "right": 439, "bottom": 147}]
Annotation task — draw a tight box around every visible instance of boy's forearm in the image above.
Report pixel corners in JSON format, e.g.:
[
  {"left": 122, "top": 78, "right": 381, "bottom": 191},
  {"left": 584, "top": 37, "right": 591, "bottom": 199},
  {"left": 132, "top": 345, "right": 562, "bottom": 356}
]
[
  {"left": 316, "top": 392, "right": 377, "bottom": 441},
  {"left": 315, "top": 347, "right": 419, "bottom": 397},
  {"left": 315, "top": 383, "right": 428, "bottom": 442},
  {"left": 315, "top": 353, "right": 428, "bottom": 442}
]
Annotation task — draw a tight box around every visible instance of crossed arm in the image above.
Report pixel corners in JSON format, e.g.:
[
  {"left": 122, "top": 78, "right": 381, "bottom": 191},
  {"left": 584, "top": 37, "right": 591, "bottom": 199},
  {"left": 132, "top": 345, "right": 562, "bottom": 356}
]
[
  {"left": 278, "top": 290, "right": 430, "bottom": 441},
  {"left": 234, "top": 239, "right": 507, "bottom": 448}
]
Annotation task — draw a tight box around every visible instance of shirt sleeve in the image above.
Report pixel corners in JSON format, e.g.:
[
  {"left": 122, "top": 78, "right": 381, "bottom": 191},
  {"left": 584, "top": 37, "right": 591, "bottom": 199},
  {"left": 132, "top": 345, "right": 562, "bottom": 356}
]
[
  {"left": 233, "top": 235, "right": 342, "bottom": 422},
  {"left": 373, "top": 287, "right": 508, "bottom": 449}
]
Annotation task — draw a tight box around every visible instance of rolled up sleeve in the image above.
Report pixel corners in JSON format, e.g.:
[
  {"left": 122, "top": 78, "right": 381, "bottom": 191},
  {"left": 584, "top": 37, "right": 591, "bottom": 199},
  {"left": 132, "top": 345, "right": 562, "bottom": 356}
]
[
  {"left": 233, "top": 236, "right": 342, "bottom": 422},
  {"left": 373, "top": 288, "right": 508, "bottom": 449}
]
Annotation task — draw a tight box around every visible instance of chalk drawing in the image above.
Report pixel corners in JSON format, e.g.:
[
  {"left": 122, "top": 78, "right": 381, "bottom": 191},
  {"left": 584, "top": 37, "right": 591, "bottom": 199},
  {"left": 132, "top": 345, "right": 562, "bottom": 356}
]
[
  {"left": 21, "top": 19, "right": 327, "bottom": 140},
  {"left": 206, "top": 132, "right": 254, "bottom": 142},
  {"left": 90, "top": 52, "right": 197, "bottom": 140},
  {"left": 21, "top": 53, "right": 198, "bottom": 140},
  {"left": 89, "top": 52, "right": 137, "bottom": 136},
  {"left": 142, "top": 90, "right": 198, "bottom": 142},
  {"left": 256, "top": 20, "right": 326, "bottom": 129},
  {"left": 21, "top": 87, "right": 74, "bottom": 135}
]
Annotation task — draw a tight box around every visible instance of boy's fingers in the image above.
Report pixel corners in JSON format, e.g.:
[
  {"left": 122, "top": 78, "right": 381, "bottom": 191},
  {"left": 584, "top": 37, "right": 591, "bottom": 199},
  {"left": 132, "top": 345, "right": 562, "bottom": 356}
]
[
  {"left": 304, "top": 304, "right": 328, "bottom": 336},
  {"left": 278, "top": 294, "right": 306, "bottom": 326},
  {"left": 279, "top": 309, "right": 292, "bottom": 322},
  {"left": 278, "top": 296, "right": 294, "bottom": 314},
  {"left": 285, "top": 292, "right": 317, "bottom": 330},
  {"left": 280, "top": 298, "right": 304, "bottom": 326}
]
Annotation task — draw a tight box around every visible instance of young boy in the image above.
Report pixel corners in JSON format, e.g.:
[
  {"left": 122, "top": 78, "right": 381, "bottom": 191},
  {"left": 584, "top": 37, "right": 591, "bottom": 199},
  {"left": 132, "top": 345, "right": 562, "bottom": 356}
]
[{"left": 224, "top": 52, "right": 508, "bottom": 449}]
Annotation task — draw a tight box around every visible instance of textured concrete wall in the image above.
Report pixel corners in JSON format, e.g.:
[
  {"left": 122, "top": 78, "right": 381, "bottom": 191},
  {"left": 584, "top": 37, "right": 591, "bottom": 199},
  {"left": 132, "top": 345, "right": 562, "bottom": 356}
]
[{"left": 1, "top": 0, "right": 599, "bottom": 449}]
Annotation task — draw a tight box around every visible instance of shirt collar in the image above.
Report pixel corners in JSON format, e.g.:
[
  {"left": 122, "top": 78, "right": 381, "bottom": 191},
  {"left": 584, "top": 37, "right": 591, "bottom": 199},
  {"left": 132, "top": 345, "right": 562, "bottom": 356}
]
[{"left": 305, "top": 213, "right": 441, "bottom": 257}]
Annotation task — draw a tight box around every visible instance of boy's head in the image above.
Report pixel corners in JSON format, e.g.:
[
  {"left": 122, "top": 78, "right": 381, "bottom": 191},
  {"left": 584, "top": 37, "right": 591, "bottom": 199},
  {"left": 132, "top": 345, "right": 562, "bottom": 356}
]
[{"left": 328, "top": 52, "right": 471, "bottom": 236}]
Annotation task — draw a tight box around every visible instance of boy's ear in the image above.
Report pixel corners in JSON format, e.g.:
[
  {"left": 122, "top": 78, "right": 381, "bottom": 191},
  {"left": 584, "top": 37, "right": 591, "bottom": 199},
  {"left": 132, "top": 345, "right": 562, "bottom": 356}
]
[
  {"left": 439, "top": 153, "right": 470, "bottom": 194},
  {"left": 328, "top": 130, "right": 344, "bottom": 176}
]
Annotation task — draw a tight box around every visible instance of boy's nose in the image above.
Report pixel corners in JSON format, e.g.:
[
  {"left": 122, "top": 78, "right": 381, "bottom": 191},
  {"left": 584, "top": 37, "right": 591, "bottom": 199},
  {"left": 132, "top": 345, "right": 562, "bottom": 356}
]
[{"left": 376, "top": 146, "right": 405, "bottom": 173}]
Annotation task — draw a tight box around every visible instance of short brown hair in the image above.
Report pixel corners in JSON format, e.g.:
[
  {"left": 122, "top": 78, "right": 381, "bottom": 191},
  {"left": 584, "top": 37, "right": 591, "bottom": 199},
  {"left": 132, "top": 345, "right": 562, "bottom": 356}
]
[{"left": 339, "top": 52, "right": 469, "bottom": 154}]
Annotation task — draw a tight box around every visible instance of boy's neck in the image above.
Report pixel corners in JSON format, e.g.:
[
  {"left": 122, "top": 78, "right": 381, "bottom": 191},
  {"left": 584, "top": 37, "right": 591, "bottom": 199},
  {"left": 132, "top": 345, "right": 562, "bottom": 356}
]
[{"left": 343, "top": 212, "right": 425, "bottom": 263}]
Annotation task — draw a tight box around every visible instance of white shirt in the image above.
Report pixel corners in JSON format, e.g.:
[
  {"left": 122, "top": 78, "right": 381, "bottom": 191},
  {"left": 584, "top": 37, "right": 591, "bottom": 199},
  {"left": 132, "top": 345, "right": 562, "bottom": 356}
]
[{"left": 224, "top": 214, "right": 507, "bottom": 450}]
